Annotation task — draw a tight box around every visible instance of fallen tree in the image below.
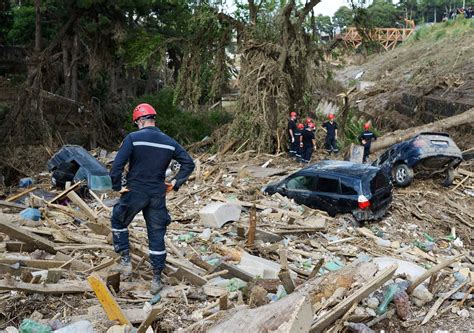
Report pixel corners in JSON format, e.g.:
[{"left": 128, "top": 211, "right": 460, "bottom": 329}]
[{"left": 370, "top": 107, "right": 474, "bottom": 153}]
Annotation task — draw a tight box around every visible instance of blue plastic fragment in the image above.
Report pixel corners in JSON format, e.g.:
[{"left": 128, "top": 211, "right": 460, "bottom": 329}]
[
  {"left": 20, "top": 208, "right": 41, "bottom": 221},
  {"left": 19, "top": 178, "right": 34, "bottom": 188},
  {"left": 149, "top": 294, "right": 161, "bottom": 305}
]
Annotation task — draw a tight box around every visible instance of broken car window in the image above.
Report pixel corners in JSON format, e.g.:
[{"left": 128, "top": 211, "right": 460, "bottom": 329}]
[{"left": 340, "top": 181, "right": 358, "bottom": 195}]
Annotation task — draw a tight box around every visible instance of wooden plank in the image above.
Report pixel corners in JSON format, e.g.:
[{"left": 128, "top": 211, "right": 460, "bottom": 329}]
[
  {"left": 310, "top": 265, "right": 397, "bottom": 332},
  {"left": 407, "top": 253, "right": 466, "bottom": 294},
  {"left": 66, "top": 190, "right": 98, "bottom": 220},
  {"left": 46, "top": 268, "right": 64, "bottom": 283},
  {"left": 0, "top": 279, "right": 90, "bottom": 294},
  {"left": 170, "top": 267, "right": 207, "bottom": 286},
  {"left": 47, "top": 181, "right": 83, "bottom": 204},
  {"left": 0, "top": 217, "right": 57, "bottom": 253},
  {"left": 5, "top": 187, "right": 38, "bottom": 202},
  {"left": 5, "top": 241, "right": 37, "bottom": 252},
  {"left": 0, "top": 263, "right": 40, "bottom": 275},
  {"left": 53, "top": 252, "right": 91, "bottom": 271},
  {"left": 0, "top": 258, "right": 70, "bottom": 269},
  {"left": 82, "top": 257, "right": 116, "bottom": 274},
  {"left": 87, "top": 274, "right": 131, "bottom": 325},
  {"left": 0, "top": 200, "right": 28, "bottom": 210},
  {"left": 137, "top": 306, "right": 162, "bottom": 333},
  {"left": 215, "top": 262, "right": 254, "bottom": 282}
]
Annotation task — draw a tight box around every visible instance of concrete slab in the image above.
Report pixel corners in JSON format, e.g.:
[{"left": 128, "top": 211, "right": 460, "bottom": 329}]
[{"left": 199, "top": 202, "right": 241, "bottom": 228}]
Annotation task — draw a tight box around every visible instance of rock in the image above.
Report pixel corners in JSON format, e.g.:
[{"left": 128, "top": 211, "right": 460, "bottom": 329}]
[
  {"left": 366, "top": 307, "right": 377, "bottom": 317},
  {"left": 373, "top": 257, "right": 426, "bottom": 282},
  {"left": 248, "top": 285, "right": 269, "bottom": 308},
  {"left": 457, "top": 309, "right": 470, "bottom": 318},
  {"left": 357, "top": 81, "right": 376, "bottom": 92},
  {"left": 5, "top": 327, "right": 19, "bottom": 333},
  {"left": 106, "top": 325, "right": 133, "bottom": 333},
  {"left": 54, "top": 320, "right": 94, "bottom": 333},
  {"left": 412, "top": 285, "right": 433, "bottom": 306},
  {"left": 394, "top": 290, "right": 411, "bottom": 320},
  {"left": 199, "top": 202, "right": 241, "bottom": 228},
  {"left": 366, "top": 297, "right": 380, "bottom": 310},
  {"left": 354, "top": 307, "right": 366, "bottom": 316},
  {"left": 345, "top": 322, "right": 375, "bottom": 333}
]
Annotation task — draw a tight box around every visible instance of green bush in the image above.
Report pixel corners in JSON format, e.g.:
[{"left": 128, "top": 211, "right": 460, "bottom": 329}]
[{"left": 125, "top": 88, "right": 232, "bottom": 144}]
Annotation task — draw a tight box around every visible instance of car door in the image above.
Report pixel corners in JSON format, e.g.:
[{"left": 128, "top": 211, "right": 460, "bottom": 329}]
[
  {"left": 281, "top": 173, "right": 318, "bottom": 206},
  {"left": 309, "top": 176, "right": 341, "bottom": 215},
  {"left": 338, "top": 177, "right": 359, "bottom": 213}
]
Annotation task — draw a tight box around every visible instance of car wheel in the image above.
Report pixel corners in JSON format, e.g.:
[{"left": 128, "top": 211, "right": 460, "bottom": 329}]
[
  {"left": 392, "top": 163, "right": 414, "bottom": 187},
  {"left": 442, "top": 167, "right": 454, "bottom": 187}
]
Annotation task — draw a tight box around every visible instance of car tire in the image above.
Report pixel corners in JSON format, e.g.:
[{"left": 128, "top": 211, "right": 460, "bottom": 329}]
[
  {"left": 442, "top": 167, "right": 454, "bottom": 187},
  {"left": 392, "top": 163, "right": 414, "bottom": 187}
]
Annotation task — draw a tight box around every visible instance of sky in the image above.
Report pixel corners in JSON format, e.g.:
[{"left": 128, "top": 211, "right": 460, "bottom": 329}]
[{"left": 314, "top": 0, "right": 351, "bottom": 17}]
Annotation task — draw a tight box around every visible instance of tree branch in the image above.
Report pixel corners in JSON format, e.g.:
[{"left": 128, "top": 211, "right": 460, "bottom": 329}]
[{"left": 297, "top": 0, "right": 321, "bottom": 27}]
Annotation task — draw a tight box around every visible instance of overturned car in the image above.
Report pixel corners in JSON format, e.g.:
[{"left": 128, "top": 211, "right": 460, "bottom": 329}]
[
  {"left": 372, "top": 132, "right": 463, "bottom": 187},
  {"left": 262, "top": 161, "right": 393, "bottom": 221}
]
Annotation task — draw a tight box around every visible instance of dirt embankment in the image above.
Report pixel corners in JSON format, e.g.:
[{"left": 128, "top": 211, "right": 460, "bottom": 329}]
[{"left": 336, "top": 19, "right": 474, "bottom": 149}]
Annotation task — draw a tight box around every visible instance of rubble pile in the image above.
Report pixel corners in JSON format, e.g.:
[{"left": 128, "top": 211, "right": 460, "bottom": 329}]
[{"left": 0, "top": 149, "right": 472, "bottom": 332}]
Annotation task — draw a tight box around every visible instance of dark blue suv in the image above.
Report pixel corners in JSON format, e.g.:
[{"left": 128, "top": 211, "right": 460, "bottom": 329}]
[
  {"left": 372, "top": 132, "right": 463, "bottom": 187},
  {"left": 262, "top": 161, "right": 393, "bottom": 221}
]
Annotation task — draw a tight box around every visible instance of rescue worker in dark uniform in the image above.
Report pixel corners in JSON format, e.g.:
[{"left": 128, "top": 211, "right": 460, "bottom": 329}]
[
  {"left": 304, "top": 116, "right": 312, "bottom": 129},
  {"left": 110, "top": 103, "right": 195, "bottom": 294},
  {"left": 288, "top": 112, "right": 297, "bottom": 157},
  {"left": 322, "top": 113, "right": 338, "bottom": 154},
  {"left": 358, "top": 122, "right": 377, "bottom": 163},
  {"left": 300, "top": 123, "right": 316, "bottom": 164},
  {"left": 294, "top": 123, "right": 304, "bottom": 162}
]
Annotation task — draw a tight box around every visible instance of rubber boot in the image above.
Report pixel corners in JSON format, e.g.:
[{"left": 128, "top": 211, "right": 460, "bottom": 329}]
[
  {"left": 111, "top": 250, "right": 132, "bottom": 277},
  {"left": 150, "top": 271, "right": 164, "bottom": 295}
]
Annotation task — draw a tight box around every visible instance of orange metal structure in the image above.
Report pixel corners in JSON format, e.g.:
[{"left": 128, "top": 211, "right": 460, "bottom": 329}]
[{"left": 338, "top": 27, "right": 414, "bottom": 51}]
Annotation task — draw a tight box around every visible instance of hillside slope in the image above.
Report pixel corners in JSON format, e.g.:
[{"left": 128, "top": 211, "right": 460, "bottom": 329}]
[{"left": 336, "top": 19, "right": 473, "bottom": 147}]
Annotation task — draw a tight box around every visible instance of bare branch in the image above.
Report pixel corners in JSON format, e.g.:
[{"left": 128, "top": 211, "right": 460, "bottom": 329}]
[{"left": 297, "top": 0, "right": 321, "bottom": 27}]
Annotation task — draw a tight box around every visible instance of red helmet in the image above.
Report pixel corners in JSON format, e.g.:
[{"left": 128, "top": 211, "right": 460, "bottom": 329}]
[
  {"left": 133, "top": 103, "right": 156, "bottom": 122},
  {"left": 305, "top": 117, "right": 312, "bottom": 124},
  {"left": 328, "top": 113, "right": 335, "bottom": 120},
  {"left": 364, "top": 122, "right": 370, "bottom": 130},
  {"left": 290, "top": 112, "right": 297, "bottom": 117},
  {"left": 297, "top": 123, "right": 304, "bottom": 130},
  {"left": 308, "top": 122, "right": 315, "bottom": 129}
]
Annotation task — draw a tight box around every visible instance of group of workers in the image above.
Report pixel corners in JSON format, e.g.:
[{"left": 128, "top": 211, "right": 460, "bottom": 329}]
[{"left": 288, "top": 112, "right": 377, "bottom": 164}]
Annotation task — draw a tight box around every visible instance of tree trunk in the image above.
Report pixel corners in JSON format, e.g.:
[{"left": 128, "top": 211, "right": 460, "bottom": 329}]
[
  {"left": 34, "top": 0, "right": 41, "bottom": 52},
  {"left": 62, "top": 39, "right": 71, "bottom": 97},
  {"left": 70, "top": 33, "right": 79, "bottom": 101},
  {"left": 370, "top": 108, "right": 474, "bottom": 153}
]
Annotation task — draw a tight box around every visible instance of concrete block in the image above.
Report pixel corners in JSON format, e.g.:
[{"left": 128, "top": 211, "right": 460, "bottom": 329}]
[
  {"left": 357, "top": 80, "right": 376, "bottom": 92},
  {"left": 199, "top": 202, "right": 241, "bottom": 228},
  {"left": 237, "top": 252, "right": 281, "bottom": 279}
]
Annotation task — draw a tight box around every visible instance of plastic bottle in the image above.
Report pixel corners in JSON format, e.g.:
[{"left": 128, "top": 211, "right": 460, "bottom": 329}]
[
  {"left": 377, "top": 283, "right": 400, "bottom": 315},
  {"left": 19, "top": 319, "right": 51, "bottom": 333}
]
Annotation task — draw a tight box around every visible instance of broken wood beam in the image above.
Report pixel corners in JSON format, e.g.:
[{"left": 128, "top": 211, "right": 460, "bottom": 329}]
[
  {"left": 5, "top": 187, "right": 38, "bottom": 202},
  {"left": 137, "top": 306, "right": 162, "bottom": 333},
  {"left": 310, "top": 265, "right": 398, "bottom": 332},
  {"left": 0, "top": 216, "right": 57, "bottom": 253},
  {"left": 66, "top": 187, "right": 98, "bottom": 220},
  {"left": 0, "top": 200, "right": 28, "bottom": 210},
  {"left": 0, "top": 258, "right": 70, "bottom": 269},
  {"left": 407, "top": 253, "right": 466, "bottom": 294},
  {"left": 0, "top": 279, "right": 90, "bottom": 294},
  {"left": 87, "top": 274, "right": 131, "bottom": 325},
  {"left": 246, "top": 205, "right": 257, "bottom": 248},
  {"left": 47, "top": 181, "right": 83, "bottom": 204},
  {"left": 170, "top": 267, "right": 207, "bottom": 286}
]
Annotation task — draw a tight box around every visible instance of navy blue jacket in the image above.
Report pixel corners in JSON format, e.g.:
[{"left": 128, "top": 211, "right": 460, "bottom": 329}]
[
  {"left": 358, "top": 130, "right": 377, "bottom": 148},
  {"left": 110, "top": 126, "right": 195, "bottom": 194}
]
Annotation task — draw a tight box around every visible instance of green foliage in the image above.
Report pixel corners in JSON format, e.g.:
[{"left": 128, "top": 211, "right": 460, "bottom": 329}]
[
  {"left": 7, "top": 5, "right": 35, "bottom": 45},
  {"left": 366, "top": 0, "right": 401, "bottom": 28},
  {"left": 333, "top": 6, "right": 353, "bottom": 31},
  {"left": 315, "top": 14, "right": 334, "bottom": 36},
  {"left": 125, "top": 88, "right": 233, "bottom": 144}
]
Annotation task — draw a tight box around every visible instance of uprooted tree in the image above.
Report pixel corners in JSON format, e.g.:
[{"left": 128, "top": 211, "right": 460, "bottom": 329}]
[{"left": 220, "top": 0, "right": 335, "bottom": 153}]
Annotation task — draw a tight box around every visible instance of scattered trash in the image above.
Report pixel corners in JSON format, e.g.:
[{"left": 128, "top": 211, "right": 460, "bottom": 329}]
[
  {"left": 19, "top": 177, "right": 34, "bottom": 188},
  {"left": 19, "top": 320, "right": 51, "bottom": 333}
]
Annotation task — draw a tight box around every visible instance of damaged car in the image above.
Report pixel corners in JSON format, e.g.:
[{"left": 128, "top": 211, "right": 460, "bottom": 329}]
[
  {"left": 372, "top": 132, "right": 463, "bottom": 187},
  {"left": 262, "top": 161, "right": 393, "bottom": 221}
]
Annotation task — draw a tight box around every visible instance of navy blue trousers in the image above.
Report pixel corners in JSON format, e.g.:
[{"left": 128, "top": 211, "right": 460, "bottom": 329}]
[
  {"left": 325, "top": 136, "right": 338, "bottom": 153},
  {"left": 302, "top": 145, "right": 313, "bottom": 163},
  {"left": 111, "top": 191, "right": 171, "bottom": 274}
]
